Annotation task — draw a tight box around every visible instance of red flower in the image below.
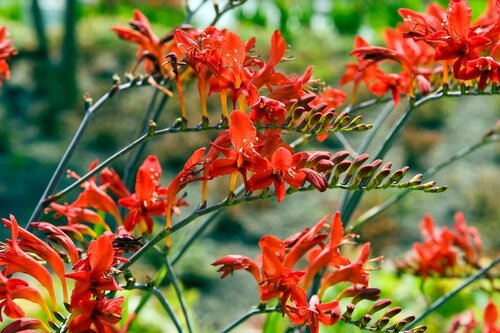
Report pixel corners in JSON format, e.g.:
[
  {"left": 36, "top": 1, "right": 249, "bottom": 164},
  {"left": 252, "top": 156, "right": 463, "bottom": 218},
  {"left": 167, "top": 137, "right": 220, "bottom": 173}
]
[
  {"left": 319, "top": 242, "right": 373, "bottom": 294},
  {"left": 458, "top": 57, "right": 499, "bottom": 90},
  {"left": 484, "top": 300, "right": 500, "bottom": 333},
  {"left": 100, "top": 168, "right": 131, "bottom": 199},
  {"left": 250, "top": 30, "right": 288, "bottom": 89},
  {"left": 112, "top": 10, "right": 179, "bottom": 75},
  {"left": 66, "top": 234, "right": 125, "bottom": 306},
  {"left": 49, "top": 202, "right": 111, "bottom": 231},
  {"left": 30, "top": 221, "right": 80, "bottom": 265},
  {"left": 249, "top": 96, "right": 287, "bottom": 125},
  {"left": 0, "top": 216, "right": 58, "bottom": 311},
  {"left": 209, "top": 111, "right": 267, "bottom": 183},
  {"left": 0, "top": 26, "right": 16, "bottom": 85},
  {"left": 0, "top": 272, "right": 51, "bottom": 322},
  {"left": 68, "top": 297, "right": 124, "bottom": 333},
  {"left": 119, "top": 155, "right": 166, "bottom": 234},
  {"left": 301, "top": 212, "right": 351, "bottom": 290},
  {"left": 247, "top": 147, "right": 306, "bottom": 202},
  {"left": 211, "top": 255, "right": 260, "bottom": 282},
  {"left": 287, "top": 294, "right": 341, "bottom": 333},
  {"left": 1, "top": 318, "right": 49, "bottom": 333}
]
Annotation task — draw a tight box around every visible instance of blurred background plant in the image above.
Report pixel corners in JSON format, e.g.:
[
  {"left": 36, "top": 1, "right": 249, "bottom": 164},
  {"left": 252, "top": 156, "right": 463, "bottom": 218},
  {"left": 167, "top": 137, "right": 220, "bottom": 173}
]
[{"left": 0, "top": 0, "right": 498, "bottom": 331}]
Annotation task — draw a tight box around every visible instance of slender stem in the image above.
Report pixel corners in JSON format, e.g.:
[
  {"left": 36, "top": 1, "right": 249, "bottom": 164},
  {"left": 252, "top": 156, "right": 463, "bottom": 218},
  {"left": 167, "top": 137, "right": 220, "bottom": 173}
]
[
  {"left": 184, "top": 0, "right": 209, "bottom": 24},
  {"left": 351, "top": 135, "right": 497, "bottom": 230},
  {"left": 26, "top": 81, "right": 141, "bottom": 228},
  {"left": 405, "top": 257, "right": 500, "bottom": 329},
  {"left": 42, "top": 124, "right": 222, "bottom": 205},
  {"left": 133, "top": 284, "right": 185, "bottom": 333},
  {"left": 171, "top": 207, "right": 224, "bottom": 266},
  {"left": 165, "top": 257, "right": 194, "bottom": 333},
  {"left": 123, "top": 91, "right": 170, "bottom": 188},
  {"left": 340, "top": 91, "right": 441, "bottom": 224},
  {"left": 220, "top": 307, "right": 279, "bottom": 333},
  {"left": 122, "top": 88, "right": 160, "bottom": 187},
  {"left": 341, "top": 89, "right": 498, "bottom": 225},
  {"left": 339, "top": 100, "right": 394, "bottom": 214},
  {"left": 44, "top": 117, "right": 348, "bottom": 206},
  {"left": 209, "top": 0, "right": 249, "bottom": 26},
  {"left": 119, "top": 180, "right": 398, "bottom": 272}
]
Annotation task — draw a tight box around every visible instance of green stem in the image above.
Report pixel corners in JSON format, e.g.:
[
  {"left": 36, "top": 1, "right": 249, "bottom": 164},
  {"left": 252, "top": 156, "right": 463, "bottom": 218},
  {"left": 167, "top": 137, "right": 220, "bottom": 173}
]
[
  {"left": 26, "top": 81, "right": 141, "bottom": 229},
  {"left": 133, "top": 284, "right": 185, "bottom": 333},
  {"left": 405, "top": 257, "right": 500, "bottom": 329},
  {"left": 351, "top": 135, "right": 496, "bottom": 230},
  {"left": 42, "top": 124, "right": 222, "bottom": 205},
  {"left": 166, "top": 257, "right": 194, "bottom": 333},
  {"left": 122, "top": 89, "right": 160, "bottom": 185},
  {"left": 220, "top": 307, "right": 279, "bottom": 333},
  {"left": 209, "top": 0, "right": 248, "bottom": 26},
  {"left": 339, "top": 100, "right": 395, "bottom": 214},
  {"left": 339, "top": 89, "right": 489, "bottom": 224}
]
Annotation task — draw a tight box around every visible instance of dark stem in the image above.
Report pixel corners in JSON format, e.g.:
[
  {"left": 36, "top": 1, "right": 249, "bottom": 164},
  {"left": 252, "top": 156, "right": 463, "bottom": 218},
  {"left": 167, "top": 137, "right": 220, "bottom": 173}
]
[
  {"left": 26, "top": 81, "right": 143, "bottom": 228},
  {"left": 220, "top": 307, "right": 279, "bottom": 333},
  {"left": 405, "top": 257, "right": 500, "bottom": 329},
  {"left": 351, "top": 135, "right": 496, "bottom": 230},
  {"left": 165, "top": 257, "right": 194, "bottom": 333},
  {"left": 133, "top": 284, "right": 185, "bottom": 333}
]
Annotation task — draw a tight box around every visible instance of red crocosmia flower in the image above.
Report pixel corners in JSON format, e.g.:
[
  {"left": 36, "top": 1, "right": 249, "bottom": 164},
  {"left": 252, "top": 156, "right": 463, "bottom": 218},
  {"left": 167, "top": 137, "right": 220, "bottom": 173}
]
[
  {"left": 451, "top": 212, "right": 482, "bottom": 266},
  {"left": 1, "top": 318, "right": 49, "bottom": 333},
  {"left": 206, "top": 29, "right": 258, "bottom": 107},
  {"left": 209, "top": 111, "right": 267, "bottom": 183},
  {"left": 341, "top": 36, "right": 384, "bottom": 102},
  {"left": 283, "top": 216, "right": 329, "bottom": 269},
  {"left": 30, "top": 221, "right": 79, "bottom": 265},
  {"left": 251, "top": 30, "right": 288, "bottom": 90},
  {"left": 211, "top": 255, "right": 260, "bottom": 282},
  {"left": 319, "top": 243, "right": 373, "bottom": 295},
  {"left": 427, "top": 0, "right": 491, "bottom": 76},
  {"left": 119, "top": 155, "right": 166, "bottom": 234},
  {"left": 259, "top": 244, "right": 305, "bottom": 310},
  {"left": 0, "top": 26, "right": 16, "bottom": 85},
  {"left": 58, "top": 223, "right": 98, "bottom": 243},
  {"left": 458, "top": 57, "right": 500, "bottom": 90},
  {"left": 312, "top": 87, "right": 347, "bottom": 111},
  {"left": 484, "top": 300, "right": 500, "bottom": 333},
  {"left": 68, "top": 297, "right": 124, "bottom": 333},
  {"left": 2, "top": 216, "right": 70, "bottom": 301},
  {"left": 267, "top": 65, "right": 314, "bottom": 103},
  {"left": 66, "top": 234, "right": 125, "bottom": 306},
  {"left": 405, "top": 214, "right": 459, "bottom": 278},
  {"left": 0, "top": 216, "right": 58, "bottom": 311},
  {"left": 249, "top": 96, "right": 287, "bottom": 125},
  {"left": 286, "top": 294, "right": 341, "bottom": 333},
  {"left": 165, "top": 148, "right": 206, "bottom": 222},
  {"left": 112, "top": 10, "right": 179, "bottom": 75},
  {"left": 49, "top": 202, "right": 110, "bottom": 231},
  {"left": 247, "top": 147, "right": 307, "bottom": 202},
  {"left": 369, "top": 72, "right": 411, "bottom": 106},
  {"left": 448, "top": 310, "right": 476, "bottom": 333},
  {"left": 69, "top": 161, "right": 123, "bottom": 226},
  {"left": 100, "top": 168, "right": 131, "bottom": 199},
  {"left": 0, "top": 272, "right": 52, "bottom": 322},
  {"left": 302, "top": 212, "right": 351, "bottom": 290}
]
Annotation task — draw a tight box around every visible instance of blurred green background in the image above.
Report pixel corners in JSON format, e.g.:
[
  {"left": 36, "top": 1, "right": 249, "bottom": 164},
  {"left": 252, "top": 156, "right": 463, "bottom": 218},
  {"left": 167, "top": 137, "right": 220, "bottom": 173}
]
[{"left": 0, "top": 0, "right": 499, "bottom": 332}]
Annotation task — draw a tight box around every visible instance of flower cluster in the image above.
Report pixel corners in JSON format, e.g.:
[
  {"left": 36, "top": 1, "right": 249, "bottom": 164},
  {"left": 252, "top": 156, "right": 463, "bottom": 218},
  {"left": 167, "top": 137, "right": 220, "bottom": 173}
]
[
  {"left": 448, "top": 300, "right": 499, "bottom": 333},
  {"left": 212, "top": 212, "right": 382, "bottom": 333},
  {"left": 0, "top": 216, "right": 126, "bottom": 332},
  {"left": 0, "top": 26, "right": 16, "bottom": 85},
  {"left": 344, "top": 0, "right": 499, "bottom": 104},
  {"left": 395, "top": 212, "right": 482, "bottom": 278}
]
